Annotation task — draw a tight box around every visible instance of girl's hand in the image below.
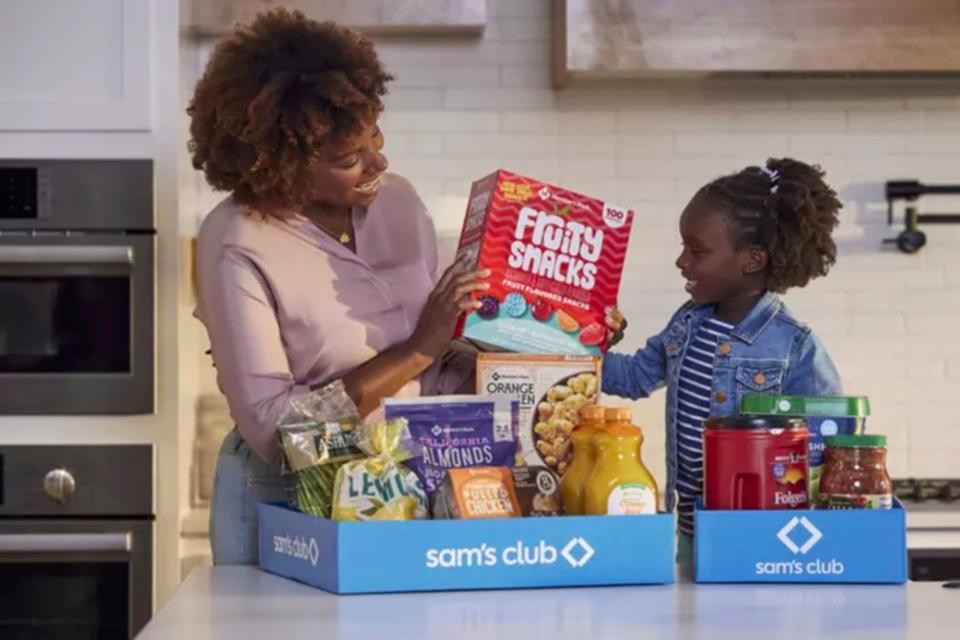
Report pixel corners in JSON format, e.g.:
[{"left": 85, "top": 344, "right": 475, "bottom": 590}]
[{"left": 605, "top": 306, "right": 628, "bottom": 346}]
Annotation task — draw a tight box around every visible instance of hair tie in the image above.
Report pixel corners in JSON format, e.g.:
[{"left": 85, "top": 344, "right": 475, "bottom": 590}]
[{"left": 760, "top": 166, "right": 779, "bottom": 194}]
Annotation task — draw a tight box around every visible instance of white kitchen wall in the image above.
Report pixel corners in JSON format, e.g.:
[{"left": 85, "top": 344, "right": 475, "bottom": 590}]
[{"left": 181, "top": 0, "right": 960, "bottom": 488}]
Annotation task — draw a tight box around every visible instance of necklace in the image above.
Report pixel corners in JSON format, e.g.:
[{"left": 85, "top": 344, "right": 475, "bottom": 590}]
[{"left": 312, "top": 210, "right": 352, "bottom": 245}]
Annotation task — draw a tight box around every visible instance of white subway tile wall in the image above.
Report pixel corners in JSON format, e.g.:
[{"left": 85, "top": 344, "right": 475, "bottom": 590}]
[{"left": 183, "top": 0, "right": 960, "bottom": 483}]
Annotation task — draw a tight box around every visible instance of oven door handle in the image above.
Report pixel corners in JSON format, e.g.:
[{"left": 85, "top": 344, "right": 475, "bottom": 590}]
[
  {"left": 0, "top": 533, "right": 132, "bottom": 554},
  {"left": 0, "top": 246, "right": 133, "bottom": 265}
]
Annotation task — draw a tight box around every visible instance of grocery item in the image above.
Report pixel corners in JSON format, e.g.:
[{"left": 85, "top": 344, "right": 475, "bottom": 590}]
[
  {"left": 276, "top": 384, "right": 365, "bottom": 518},
  {"left": 704, "top": 416, "right": 809, "bottom": 510},
  {"left": 559, "top": 404, "right": 606, "bottom": 515},
  {"left": 740, "top": 394, "right": 869, "bottom": 503},
  {"left": 383, "top": 395, "right": 519, "bottom": 497},
  {"left": 453, "top": 169, "right": 633, "bottom": 355},
  {"left": 818, "top": 435, "right": 893, "bottom": 510},
  {"left": 332, "top": 418, "right": 429, "bottom": 521},
  {"left": 432, "top": 467, "right": 522, "bottom": 519},
  {"left": 583, "top": 407, "right": 658, "bottom": 516},
  {"left": 476, "top": 354, "right": 601, "bottom": 476},
  {"left": 511, "top": 466, "right": 563, "bottom": 516}
]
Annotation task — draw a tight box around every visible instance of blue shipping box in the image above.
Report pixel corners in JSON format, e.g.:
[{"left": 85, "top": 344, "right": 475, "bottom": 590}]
[
  {"left": 259, "top": 502, "right": 675, "bottom": 594},
  {"left": 694, "top": 499, "right": 906, "bottom": 584}
]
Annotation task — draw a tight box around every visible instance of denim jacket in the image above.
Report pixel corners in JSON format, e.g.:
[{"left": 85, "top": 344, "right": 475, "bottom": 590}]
[{"left": 602, "top": 292, "right": 842, "bottom": 513}]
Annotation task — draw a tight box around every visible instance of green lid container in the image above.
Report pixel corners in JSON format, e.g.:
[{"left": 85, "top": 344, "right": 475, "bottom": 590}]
[
  {"left": 825, "top": 434, "right": 887, "bottom": 448},
  {"left": 740, "top": 395, "right": 870, "bottom": 417}
]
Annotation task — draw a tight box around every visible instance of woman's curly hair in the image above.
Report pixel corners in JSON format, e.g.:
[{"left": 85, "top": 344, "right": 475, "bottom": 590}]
[
  {"left": 696, "top": 158, "right": 842, "bottom": 293},
  {"left": 187, "top": 8, "right": 392, "bottom": 210}
]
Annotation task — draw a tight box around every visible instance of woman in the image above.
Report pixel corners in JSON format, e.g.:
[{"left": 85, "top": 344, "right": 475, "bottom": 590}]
[{"left": 188, "top": 9, "right": 487, "bottom": 564}]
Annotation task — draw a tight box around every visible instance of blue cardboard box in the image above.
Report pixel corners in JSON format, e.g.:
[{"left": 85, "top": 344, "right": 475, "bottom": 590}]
[
  {"left": 694, "top": 499, "right": 907, "bottom": 584},
  {"left": 259, "top": 502, "right": 675, "bottom": 593}
]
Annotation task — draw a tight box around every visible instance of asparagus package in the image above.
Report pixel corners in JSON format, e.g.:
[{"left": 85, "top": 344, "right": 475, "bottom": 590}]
[{"left": 276, "top": 382, "right": 364, "bottom": 518}]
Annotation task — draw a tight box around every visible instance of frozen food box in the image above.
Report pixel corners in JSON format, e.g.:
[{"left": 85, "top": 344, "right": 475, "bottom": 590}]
[
  {"left": 454, "top": 169, "right": 633, "bottom": 355},
  {"left": 476, "top": 354, "right": 601, "bottom": 478}
]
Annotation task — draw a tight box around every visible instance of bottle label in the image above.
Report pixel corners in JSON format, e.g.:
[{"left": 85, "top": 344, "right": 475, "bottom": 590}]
[
  {"left": 606, "top": 483, "right": 656, "bottom": 515},
  {"left": 819, "top": 493, "right": 893, "bottom": 510}
]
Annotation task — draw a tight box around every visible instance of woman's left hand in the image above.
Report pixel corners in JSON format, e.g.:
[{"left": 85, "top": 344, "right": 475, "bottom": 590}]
[{"left": 605, "top": 306, "right": 628, "bottom": 346}]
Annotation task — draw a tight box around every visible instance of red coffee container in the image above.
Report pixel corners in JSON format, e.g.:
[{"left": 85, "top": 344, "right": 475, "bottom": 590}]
[{"left": 704, "top": 416, "right": 809, "bottom": 510}]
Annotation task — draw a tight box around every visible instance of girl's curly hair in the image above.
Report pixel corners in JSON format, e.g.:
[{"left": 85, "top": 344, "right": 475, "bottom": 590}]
[
  {"left": 697, "top": 158, "right": 842, "bottom": 293},
  {"left": 187, "top": 8, "right": 392, "bottom": 210}
]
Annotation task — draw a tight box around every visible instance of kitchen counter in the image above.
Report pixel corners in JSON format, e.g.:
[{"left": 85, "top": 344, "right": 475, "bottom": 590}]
[{"left": 139, "top": 566, "right": 958, "bottom": 639}]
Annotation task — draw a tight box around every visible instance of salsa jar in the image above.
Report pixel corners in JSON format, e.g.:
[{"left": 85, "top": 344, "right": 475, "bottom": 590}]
[{"left": 818, "top": 435, "right": 892, "bottom": 510}]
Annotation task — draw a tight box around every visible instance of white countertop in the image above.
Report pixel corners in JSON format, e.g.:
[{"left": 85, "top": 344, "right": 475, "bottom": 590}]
[{"left": 139, "top": 566, "right": 959, "bottom": 639}]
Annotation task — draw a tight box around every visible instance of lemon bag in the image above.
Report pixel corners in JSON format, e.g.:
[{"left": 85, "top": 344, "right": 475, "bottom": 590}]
[{"left": 332, "top": 418, "right": 429, "bottom": 521}]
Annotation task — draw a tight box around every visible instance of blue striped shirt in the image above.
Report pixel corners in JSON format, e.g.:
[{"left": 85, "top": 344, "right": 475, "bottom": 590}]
[{"left": 676, "top": 316, "right": 734, "bottom": 535}]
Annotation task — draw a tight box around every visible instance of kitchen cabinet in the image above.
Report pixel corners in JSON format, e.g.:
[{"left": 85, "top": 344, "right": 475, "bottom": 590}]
[{"left": 0, "top": 0, "right": 151, "bottom": 131}]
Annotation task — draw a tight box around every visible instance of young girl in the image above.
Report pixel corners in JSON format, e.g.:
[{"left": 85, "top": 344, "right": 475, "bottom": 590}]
[{"left": 603, "top": 157, "right": 843, "bottom": 561}]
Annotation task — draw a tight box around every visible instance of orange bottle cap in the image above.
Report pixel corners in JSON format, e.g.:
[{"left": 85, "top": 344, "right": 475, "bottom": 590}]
[
  {"left": 605, "top": 406, "right": 632, "bottom": 421},
  {"left": 580, "top": 404, "right": 605, "bottom": 421}
]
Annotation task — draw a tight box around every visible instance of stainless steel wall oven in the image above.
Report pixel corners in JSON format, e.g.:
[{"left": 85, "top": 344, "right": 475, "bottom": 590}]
[{"left": 0, "top": 160, "right": 154, "bottom": 414}]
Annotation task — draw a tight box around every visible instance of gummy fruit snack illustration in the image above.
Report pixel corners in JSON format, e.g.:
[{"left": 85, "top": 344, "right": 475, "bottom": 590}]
[{"left": 453, "top": 170, "right": 633, "bottom": 355}]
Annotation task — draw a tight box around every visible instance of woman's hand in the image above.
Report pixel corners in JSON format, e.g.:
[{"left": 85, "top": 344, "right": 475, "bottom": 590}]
[
  {"left": 408, "top": 261, "right": 490, "bottom": 360},
  {"left": 605, "top": 306, "right": 628, "bottom": 346}
]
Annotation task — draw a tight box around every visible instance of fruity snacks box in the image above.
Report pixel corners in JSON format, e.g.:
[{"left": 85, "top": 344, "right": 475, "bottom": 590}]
[{"left": 453, "top": 170, "right": 633, "bottom": 355}]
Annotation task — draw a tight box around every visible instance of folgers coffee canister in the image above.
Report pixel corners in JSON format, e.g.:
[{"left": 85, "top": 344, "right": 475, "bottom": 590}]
[{"left": 704, "top": 416, "right": 809, "bottom": 510}]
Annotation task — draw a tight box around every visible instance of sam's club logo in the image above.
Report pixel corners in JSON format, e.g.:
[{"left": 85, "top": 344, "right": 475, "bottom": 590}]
[
  {"left": 561, "top": 537, "right": 594, "bottom": 567},
  {"left": 273, "top": 534, "right": 320, "bottom": 566},
  {"left": 777, "top": 516, "right": 822, "bottom": 554},
  {"left": 755, "top": 516, "right": 844, "bottom": 576},
  {"left": 426, "top": 537, "right": 595, "bottom": 570}
]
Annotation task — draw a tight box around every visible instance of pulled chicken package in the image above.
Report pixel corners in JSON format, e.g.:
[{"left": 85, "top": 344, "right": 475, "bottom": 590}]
[
  {"left": 276, "top": 381, "right": 364, "bottom": 518},
  {"left": 383, "top": 395, "right": 519, "bottom": 498},
  {"left": 432, "top": 467, "right": 521, "bottom": 520},
  {"left": 332, "top": 418, "right": 428, "bottom": 521}
]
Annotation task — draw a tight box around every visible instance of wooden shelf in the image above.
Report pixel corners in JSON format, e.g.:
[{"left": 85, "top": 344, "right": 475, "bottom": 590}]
[
  {"left": 554, "top": 0, "right": 960, "bottom": 86},
  {"left": 183, "top": 0, "right": 486, "bottom": 36}
]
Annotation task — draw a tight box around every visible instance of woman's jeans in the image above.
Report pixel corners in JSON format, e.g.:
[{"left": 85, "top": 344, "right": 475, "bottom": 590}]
[{"left": 209, "top": 429, "right": 286, "bottom": 565}]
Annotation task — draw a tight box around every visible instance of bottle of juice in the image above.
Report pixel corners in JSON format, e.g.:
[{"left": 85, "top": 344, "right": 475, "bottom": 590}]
[
  {"left": 583, "top": 407, "right": 659, "bottom": 516},
  {"left": 560, "top": 404, "right": 606, "bottom": 515}
]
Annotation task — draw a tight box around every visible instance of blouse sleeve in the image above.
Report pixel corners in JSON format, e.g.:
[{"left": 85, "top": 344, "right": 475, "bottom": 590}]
[{"left": 197, "top": 244, "right": 315, "bottom": 462}]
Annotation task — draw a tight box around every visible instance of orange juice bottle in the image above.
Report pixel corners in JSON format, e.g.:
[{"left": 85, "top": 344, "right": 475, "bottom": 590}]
[
  {"left": 583, "top": 407, "right": 659, "bottom": 516},
  {"left": 560, "top": 405, "right": 606, "bottom": 515}
]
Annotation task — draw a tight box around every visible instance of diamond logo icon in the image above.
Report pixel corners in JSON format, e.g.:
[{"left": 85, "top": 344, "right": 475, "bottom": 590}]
[
  {"left": 777, "top": 516, "right": 823, "bottom": 554},
  {"left": 561, "top": 537, "right": 595, "bottom": 568},
  {"left": 308, "top": 538, "right": 320, "bottom": 566}
]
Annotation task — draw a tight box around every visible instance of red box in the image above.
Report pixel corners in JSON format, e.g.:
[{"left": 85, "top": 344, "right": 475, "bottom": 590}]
[{"left": 454, "top": 170, "right": 633, "bottom": 355}]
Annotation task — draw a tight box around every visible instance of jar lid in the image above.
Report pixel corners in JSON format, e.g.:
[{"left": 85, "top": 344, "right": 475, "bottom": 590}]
[
  {"left": 825, "top": 434, "right": 887, "bottom": 448},
  {"left": 704, "top": 415, "right": 807, "bottom": 431},
  {"left": 605, "top": 406, "right": 632, "bottom": 421},
  {"left": 580, "top": 405, "right": 605, "bottom": 421},
  {"left": 740, "top": 394, "right": 870, "bottom": 417}
]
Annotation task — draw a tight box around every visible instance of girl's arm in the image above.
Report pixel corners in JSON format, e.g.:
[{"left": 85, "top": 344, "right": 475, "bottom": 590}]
[{"left": 601, "top": 327, "right": 671, "bottom": 400}]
